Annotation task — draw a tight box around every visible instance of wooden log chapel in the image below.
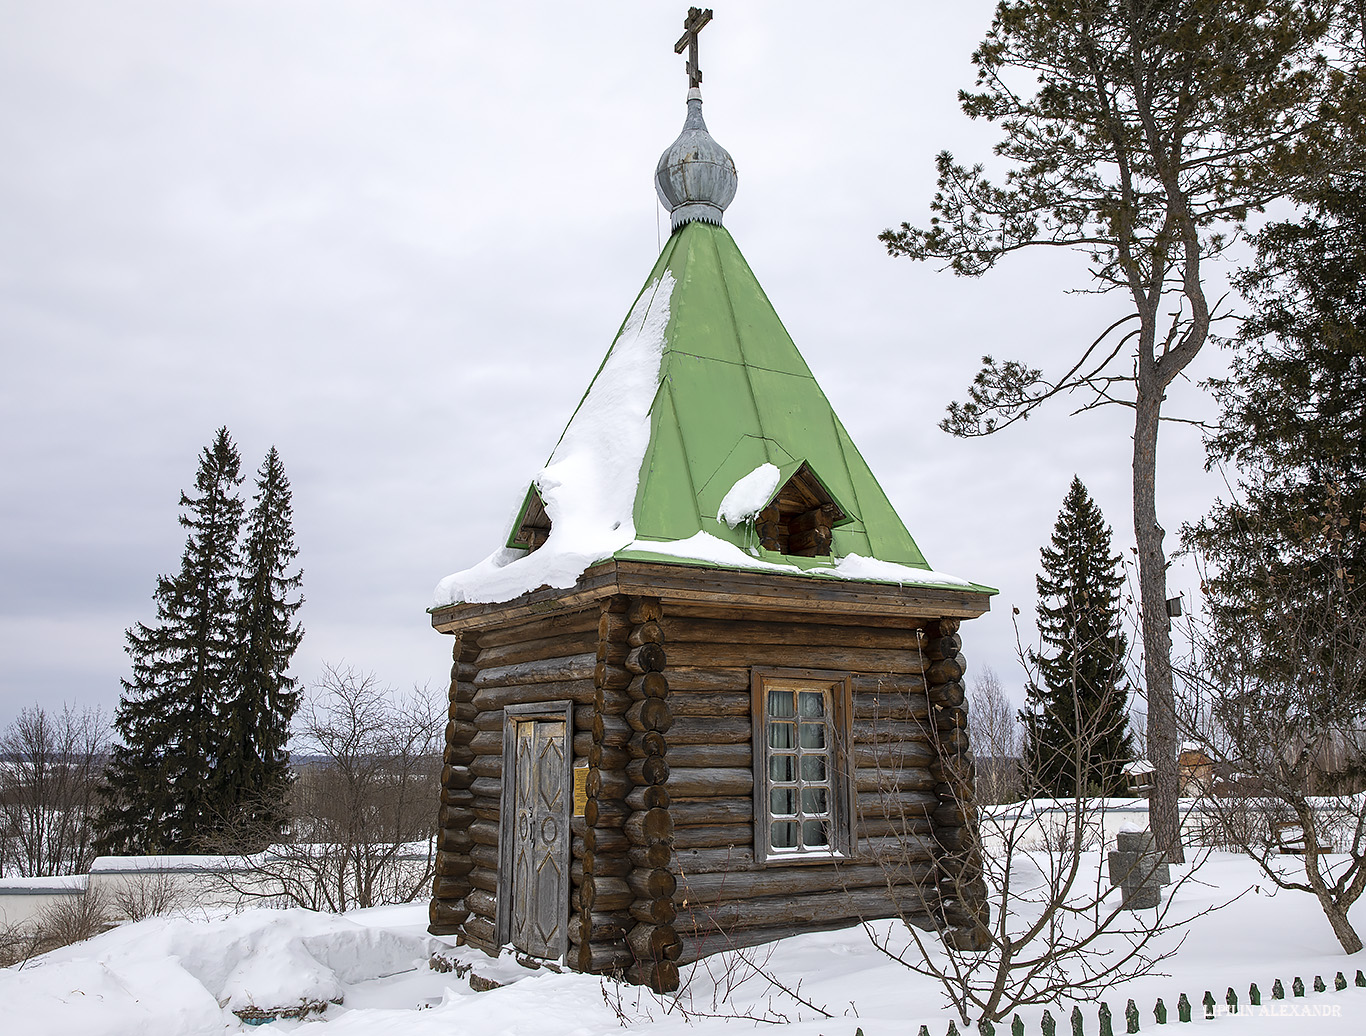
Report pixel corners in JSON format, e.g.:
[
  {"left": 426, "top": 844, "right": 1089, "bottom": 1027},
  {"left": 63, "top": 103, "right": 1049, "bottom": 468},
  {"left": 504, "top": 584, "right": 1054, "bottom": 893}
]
[{"left": 427, "top": 8, "right": 995, "bottom": 992}]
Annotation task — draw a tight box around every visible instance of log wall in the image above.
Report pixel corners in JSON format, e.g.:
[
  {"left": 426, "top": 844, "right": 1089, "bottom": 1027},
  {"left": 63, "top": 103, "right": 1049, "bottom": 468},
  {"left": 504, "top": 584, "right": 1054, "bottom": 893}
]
[{"left": 429, "top": 590, "right": 987, "bottom": 980}]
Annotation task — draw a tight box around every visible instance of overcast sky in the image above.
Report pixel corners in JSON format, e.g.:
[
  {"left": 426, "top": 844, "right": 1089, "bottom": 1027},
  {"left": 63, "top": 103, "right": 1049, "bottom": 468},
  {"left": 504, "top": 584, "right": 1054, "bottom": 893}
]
[{"left": 0, "top": 1, "right": 1233, "bottom": 732}]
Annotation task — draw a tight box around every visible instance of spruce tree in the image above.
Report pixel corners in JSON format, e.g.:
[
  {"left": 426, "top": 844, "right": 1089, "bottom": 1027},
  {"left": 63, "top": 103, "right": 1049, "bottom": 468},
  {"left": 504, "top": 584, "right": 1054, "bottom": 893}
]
[
  {"left": 1021, "top": 477, "right": 1133, "bottom": 797},
  {"left": 97, "top": 428, "right": 244, "bottom": 853},
  {"left": 216, "top": 446, "right": 304, "bottom": 843}
]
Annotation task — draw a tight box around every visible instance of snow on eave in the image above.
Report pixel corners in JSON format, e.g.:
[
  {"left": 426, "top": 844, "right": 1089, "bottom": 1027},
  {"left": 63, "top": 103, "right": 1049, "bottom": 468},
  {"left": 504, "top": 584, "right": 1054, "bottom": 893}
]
[{"left": 432, "top": 272, "right": 676, "bottom": 607}]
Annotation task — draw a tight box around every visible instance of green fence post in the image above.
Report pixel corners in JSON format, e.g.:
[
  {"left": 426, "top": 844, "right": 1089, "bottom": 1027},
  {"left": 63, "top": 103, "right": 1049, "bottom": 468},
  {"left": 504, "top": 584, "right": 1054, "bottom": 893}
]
[
  {"left": 1272, "top": 979, "right": 1284, "bottom": 1000},
  {"left": 1225, "top": 987, "right": 1237, "bottom": 1015},
  {"left": 918, "top": 1027, "right": 930, "bottom": 1036},
  {"left": 1042, "top": 1009, "right": 1056, "bottom": 1036},
  {"left": 1293, "top": 977, "right": 1305, "bottom": 997},
  {"left": 1202, "top": 992, "right": 1214, "bottom": 1020},
  {"left": 1356, "top": 970, "right": 1365, "bottom": 988},
  {"left": 1154, "top": 998, "right": 1167, "bottom": 1025},
  {"left": 1012, "top": 1014, "right": 1024, "bottom": 1036},
  {"left": 1335, "top": 972, "right": 1347, "bottom": 991},
  {"left": 979, "top": 1020, "right": 996, "bottom": 1036},
  {"left": 1099, "top": 1001, "right": 1112, "bottom": 1036},
  {"left": 1177, "top": 994, "right": 1191, "bottom": 1023},
  {"left": 1249, "top": 983, "right": 1260, "bottom": 1006},
  {"left": 1125, "top": 998, "right": 1139, "bottom": 1033},
  {"left": 1313, "top": 976, "right": 1325, "bottom": 993},
  {"left": 947, "top": 1022, "right": 960, "bottom": 1036},
  {"left": 1071, "top": 1005, "right": 1084, "bottom": 1036}
]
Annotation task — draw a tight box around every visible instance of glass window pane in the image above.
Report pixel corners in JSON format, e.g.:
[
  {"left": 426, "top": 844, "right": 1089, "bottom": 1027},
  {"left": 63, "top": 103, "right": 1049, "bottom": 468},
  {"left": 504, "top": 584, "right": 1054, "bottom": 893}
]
[
  {"left": 799, "top": 721, "right": 826, "bottom": 749},
  {"left": 802, "top": 820, "right": 829, "bottom": 847},
  {"left": 767, "top": 690, "right": 795, "bottom": 717},
  {"left": 798, "top": 691, "right": 826, "bottom": 718},
  {"left": 770, "top": 787, "right": 797, "bottom": 815},
  {"left": 771, "top": 821, "right": 798, "bottom": 848},
  {"left": 769, "top": 754, "right": 795, "bottom": 782},
  {"left": 801, "top": 786, "right": 828, "bottom": 815},
  {"left": 800, "top": 755, "right": 827, "bottom": 781},
  {"left": 768, "top": 721, "right": 794, "bottom": 749}
]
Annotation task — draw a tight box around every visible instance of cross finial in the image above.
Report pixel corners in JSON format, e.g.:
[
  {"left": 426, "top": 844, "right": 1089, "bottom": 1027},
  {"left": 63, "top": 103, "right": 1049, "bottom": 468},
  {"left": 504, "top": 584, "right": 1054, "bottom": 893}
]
[{"left": 674, "top": 7, "right": 713, "bottom": 89}]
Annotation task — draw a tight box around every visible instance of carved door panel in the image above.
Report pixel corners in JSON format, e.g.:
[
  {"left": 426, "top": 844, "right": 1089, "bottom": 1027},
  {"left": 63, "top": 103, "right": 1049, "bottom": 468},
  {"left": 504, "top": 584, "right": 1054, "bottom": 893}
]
[{"left": 509, "top": 716, "right": 569, "bottom": 959}]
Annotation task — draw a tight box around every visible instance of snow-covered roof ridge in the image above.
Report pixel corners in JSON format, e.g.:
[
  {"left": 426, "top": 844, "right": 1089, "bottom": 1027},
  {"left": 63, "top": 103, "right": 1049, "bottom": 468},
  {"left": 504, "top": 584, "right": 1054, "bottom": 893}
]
[{"left": 433, "top": 271, "right": 675, "bottom": 607}]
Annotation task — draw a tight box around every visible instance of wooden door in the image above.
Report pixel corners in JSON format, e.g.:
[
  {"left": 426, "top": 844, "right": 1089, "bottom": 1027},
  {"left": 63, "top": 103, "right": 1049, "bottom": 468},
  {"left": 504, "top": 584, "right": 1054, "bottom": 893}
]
[{"left": 507, "top": 714, "right": 570, "bottom": 959}]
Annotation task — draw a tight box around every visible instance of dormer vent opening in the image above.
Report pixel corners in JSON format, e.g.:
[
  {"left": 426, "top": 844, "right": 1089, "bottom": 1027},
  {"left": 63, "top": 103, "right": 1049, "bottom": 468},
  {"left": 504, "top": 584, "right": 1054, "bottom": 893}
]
[
  {"left": 509, "top": 487, "right": 552, "bottom": 554},
  {"left": 754, "top": 463, "right": 845, "bottom": 557}
]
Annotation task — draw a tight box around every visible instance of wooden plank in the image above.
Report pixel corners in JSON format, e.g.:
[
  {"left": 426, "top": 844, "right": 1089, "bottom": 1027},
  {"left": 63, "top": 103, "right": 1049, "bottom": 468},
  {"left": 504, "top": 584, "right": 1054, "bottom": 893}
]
[
  {"left": 658, "top": 617, "right": 922, "bottom": 649},
  {"left": 664, "top": 642, "right": 924, "bottom": 673}
]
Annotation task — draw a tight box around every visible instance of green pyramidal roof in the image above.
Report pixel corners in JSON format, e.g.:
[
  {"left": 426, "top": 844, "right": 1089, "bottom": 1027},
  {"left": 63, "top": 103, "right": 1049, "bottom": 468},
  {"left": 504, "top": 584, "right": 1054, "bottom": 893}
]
[{"left": 579, "top": 220, "right": 960, "bottom": 580}]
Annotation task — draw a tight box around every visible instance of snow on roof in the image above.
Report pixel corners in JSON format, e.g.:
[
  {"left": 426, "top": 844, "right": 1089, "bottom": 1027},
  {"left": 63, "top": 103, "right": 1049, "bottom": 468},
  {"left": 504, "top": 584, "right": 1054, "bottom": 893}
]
[
  {"left": 1123, "top": 759, "right": 1155, "bottom": 775},
  {"left": 433, "top": 272, "right": 675, "bottom": 607},
  {"left": 717, "top": 462, "right": 780, "bottom": 528}
]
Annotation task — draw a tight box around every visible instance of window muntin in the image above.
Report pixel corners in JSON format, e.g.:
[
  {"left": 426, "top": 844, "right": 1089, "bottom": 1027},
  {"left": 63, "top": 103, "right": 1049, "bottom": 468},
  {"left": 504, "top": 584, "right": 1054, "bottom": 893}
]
[{"left": 752, "top": 670, "right": 853, "bottom": 863}]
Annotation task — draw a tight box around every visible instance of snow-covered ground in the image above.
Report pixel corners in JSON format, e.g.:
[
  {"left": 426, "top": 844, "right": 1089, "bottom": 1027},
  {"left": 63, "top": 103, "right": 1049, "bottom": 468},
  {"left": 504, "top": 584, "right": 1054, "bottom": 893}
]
[{"left": 4, "top": 853, "right": 1364, "bottom": 1035}]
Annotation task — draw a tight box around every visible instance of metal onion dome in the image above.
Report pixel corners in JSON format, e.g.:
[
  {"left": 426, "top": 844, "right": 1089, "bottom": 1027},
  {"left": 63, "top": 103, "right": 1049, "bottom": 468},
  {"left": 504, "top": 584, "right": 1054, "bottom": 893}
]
[{"left": 654, "top": 87, "right": 737, "bottom": 231}]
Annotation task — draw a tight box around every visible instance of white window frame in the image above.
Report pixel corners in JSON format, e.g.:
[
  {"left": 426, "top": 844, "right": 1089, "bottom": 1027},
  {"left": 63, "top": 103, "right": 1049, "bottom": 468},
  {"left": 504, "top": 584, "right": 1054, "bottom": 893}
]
[{"left": 751, "top": 668, "right": 855, "bottom": 864}]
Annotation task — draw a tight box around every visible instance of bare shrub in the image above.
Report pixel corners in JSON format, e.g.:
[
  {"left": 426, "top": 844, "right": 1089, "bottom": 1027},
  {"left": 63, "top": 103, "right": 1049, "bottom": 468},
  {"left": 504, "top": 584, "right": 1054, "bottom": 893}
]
[
  {"left": 0, "top": 705, "right": 110, "bottom": 877},
  {"left": 35, "top": 886, "right": 113, "bottom": 952},
  {"left": 968, "top": 666, "right": 1022, "bottom": 803},
  {"left": 215, "top": 664, "right": 442, "bottom": 911},
  {"left": 112, "top": 869, "right": 187, "bottom": 921}
]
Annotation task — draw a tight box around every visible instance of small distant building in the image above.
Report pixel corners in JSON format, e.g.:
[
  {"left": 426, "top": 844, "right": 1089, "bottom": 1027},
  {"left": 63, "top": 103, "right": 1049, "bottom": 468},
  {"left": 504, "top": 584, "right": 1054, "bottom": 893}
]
[{"left": 425, "top": 15, "right": 994, "bottom": 991}]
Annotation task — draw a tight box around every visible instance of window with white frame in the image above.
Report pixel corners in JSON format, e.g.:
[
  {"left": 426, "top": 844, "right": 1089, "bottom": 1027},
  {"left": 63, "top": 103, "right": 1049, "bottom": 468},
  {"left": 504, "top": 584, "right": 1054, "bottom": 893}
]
[{"left": 752, "top": 669, "right": 853, "bottom": 862}]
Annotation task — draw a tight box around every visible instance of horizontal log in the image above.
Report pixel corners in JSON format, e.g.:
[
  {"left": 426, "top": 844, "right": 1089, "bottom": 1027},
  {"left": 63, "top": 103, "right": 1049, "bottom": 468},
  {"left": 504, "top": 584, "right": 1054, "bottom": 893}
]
[
  {"left": 592, "top": 714, "right": 632, "bottom": 748},
  {"left": 573, "top": 855, "right": 631, "bottom": 881},
  {"left": 625, "top": 808, "right": 673, "bottom": 846},
  {"left": 626, "top": 785, "right": 670, "bottom": 811},
  {"left": 667, "top": 690, "right": 750, "bottom": 718},
  {"left": 568, "top": 911, "right": 633, "bottom": 945},
  {"left": 664, "top": 667, "right": 751, "bottom": 693},
  {"left": 584, "top": 826, "right": 630, "bottom": 855},
  {"left": 628, "top": 842, "right": 673, "bottom": 870},
  {"left": 669, "top": 716, "right": 751, "bottom": 745},
  {"left": 924, "top": 657, "right": 965, "bottom": 686},
  {"left": 628, "top": 897, "right": 677, "bottom": 925},
  {"left": 628, "top": 621, "right": 664, "bottom": 647},
  {"left": 674, "top": 879, "right": 937, "bottom": 930},
  {"left": 470, "top": 730, "right": 502, "bottom": 756},
  {"left": 853, "top": 691, "right": 930, "bottom": 721},
  {"left": 468, "top": 865, "right": 497, "bottom": 894},
  {"left": 587, "top": 767, "right": 632, "bottom": 800},
  {"left": 463, "top": 914, "right": 497, "bottom": 953},
  {"left": 595, "top": 663, "right": 632, "bottom": 689},
  {"left": 469, "top": 820, "right": 499, "bottom": 847},
  {"left": 470, "top": 777, "right": 502, "bottom": 801},
  {"left": 474, "top": 710, "right": 504, "bottom": 731},
  {"left": 854, "top": 741, "right": 936, "bottom": 769},
  {"left": 672, "top": 846, "right": 756, "bottom": 873},
  {"left": 670, "top": 798, "right": 751, "bottom": 826},
  {"left": 450, "top": 680, "right": 477, "bottom": 704},
  {"left": 851, "top": 674, "right": 927, "bottom": 696},
  {"left": 628, "top": 672, "right": 669, "bottom": 701},
  {"left": 440, "top": 785, "right": 474, "bottom": 808},
  {"left": 928, "top": 680, "right": 966, "bottom": 708},
  {"left": 671, "top": 823, "right": 751, "bottom": 850},
  {"left": 627, "top": 756, "right": 669, "bottom": 788},
  {"left": 596, "top": 640, "right": 629, "bottom": 665},
  {"left": 437, "top": 827, "right": 473, "bottom": 854},
  {"left": 857, "top": 816, "right": 936, "bottom": 839},
  {"left": 584, "top": 799, "right": 628, "bottom": 829},
  {"left": 475, "top": 654, "right": 597, "bottom": 689},
  {"left": 448, "top": 699, "right": 477, "bottom": 722},
  {"left": 675, "top": 923, "right": 840, "bottom": 965},
  {"left": 855, "top": 766, "right": 937, "bottom": 792},
  {"left": 668, "top": 601, "right": 928, "bottom": 630},
  {"left": 575, "top": 939, "right": 635, "bottom": 974},
  {"left": 787, "top": 525, "right": 832, "bottom": 556},
  {"left": 438, "top": 805, "right": 474, "bottom": 829},
  {"left": 627, "top": 959, "right": 680, "bottom": 994},
  {"left": 852, "top": 719, "right": 933, "bottom": 744},
  {"left": 627, "top": 922, "right": 681, "bottom": 962},
  {"left": 599, "top": 609, "right": 632, "bottom": 644},
  {"left": 478, "top": 629, "right": 599, "bottom": 670},
  {"left": 626, "top": 698, "right": 673, "bottom": 733},
  {"left": 469, "top": 754, "right": 502, "bottom": 776},
  {"left": 627, "top": 730, "right": 668, "bottom": 759},
  {"left": 628, "top": 867, "right": 677, "bottom": 901},
  {"left": 664, "top": 642, "right": 924, "bottom": 673},
  {"left": 595, "top": 687, "right": 634, "bottom": 713},
  {"left": 470, "top": 842, "right": 498, "bottom": 871},
  {"left": 428, "top": 898, "right": 468, "bottom": 929},
  {"left": 666, "top": 743, "right": 751, "bottom": 768},
  {"left": 451, "top": 659, "right": 477, "bottom": 682},
  {"left": 442, "top": 742, "right": 475, "bottom": 767},
  {"left": 436, "top": 853, "right": 475, "bottom": 878},
  {"left": 588, "top": 744, "right": 630, "bottom": 770},
  {"left": 431, "top": 875, "right": 470, "bottom": 900},
  {"left": 666, "top": 767, "right": 753, "bottom": 798},
  {"left": 466, "top": 888, "right": 497, "bottom": 921},
  {"left": 581, "top": 875, "right": 633, "bottom": 911},
  {"left": 626, "top": 644, "right": 667, "bottom": 674},
  {"left": 924, "top": 633, "right": 962, "bottom": 661},
  {"left": 441, "top": 763, "right": 474, "bottom": 789},
  {"left": 674, "top": 861, "right": 934, "bottom": 906},
  {"left": 475, "top": 608, "right": 600, "bottom": 649},
  {"left": 627, "top": 597, "right": 662, "bottom": 624}
]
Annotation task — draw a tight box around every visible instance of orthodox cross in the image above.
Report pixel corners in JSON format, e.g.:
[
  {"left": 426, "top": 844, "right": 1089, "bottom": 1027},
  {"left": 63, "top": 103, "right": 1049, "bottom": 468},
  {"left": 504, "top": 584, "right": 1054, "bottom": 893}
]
[{"left": 674, "top": 7, "right": 713, "bottom": 88}]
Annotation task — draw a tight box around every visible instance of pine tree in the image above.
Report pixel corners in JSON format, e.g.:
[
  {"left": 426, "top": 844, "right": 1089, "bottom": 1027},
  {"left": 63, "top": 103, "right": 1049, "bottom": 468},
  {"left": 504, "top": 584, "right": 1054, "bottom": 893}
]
[
  {"left": 97, "top": 428, "right": 244, "bottom": 853},
  {"left": 1021, "top": 477, "right": 1133, "bottom": 797},
  {"left": 216, "top": 446, "right": 304, "bottom": 844}
]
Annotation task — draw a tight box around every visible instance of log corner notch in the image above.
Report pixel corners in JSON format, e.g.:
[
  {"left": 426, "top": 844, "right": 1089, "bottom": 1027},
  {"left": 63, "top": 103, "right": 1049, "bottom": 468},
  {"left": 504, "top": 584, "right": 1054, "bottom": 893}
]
[
  {"left": 621, "top": 596, "right": 680, "bottom": 992},
  {"left": 923, "top": 617, "right": 989, "bottom": 948},
  {"left": 430, "top": 631, "right": 480, "bottom": 937}
]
